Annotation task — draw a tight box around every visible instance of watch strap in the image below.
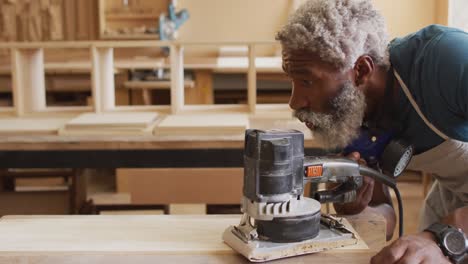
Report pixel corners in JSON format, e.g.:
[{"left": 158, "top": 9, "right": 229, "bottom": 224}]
[{"left": 425, "top": 223, "right": 466, "bottom": 264}]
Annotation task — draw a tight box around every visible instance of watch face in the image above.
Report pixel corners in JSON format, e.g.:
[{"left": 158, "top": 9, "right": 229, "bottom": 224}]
[{"left": 443, "top": 230, "right": 466, "bottom": 256}]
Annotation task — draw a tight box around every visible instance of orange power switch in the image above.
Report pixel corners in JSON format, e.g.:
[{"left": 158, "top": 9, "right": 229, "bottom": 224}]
[{"left": 307, "top": 165, "right": 323, "bottom": 177}]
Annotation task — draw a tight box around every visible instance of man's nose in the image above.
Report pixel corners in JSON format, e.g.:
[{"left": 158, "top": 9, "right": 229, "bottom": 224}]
[{"left": 289, "top": 85, "right": 309, "bottom": 110}]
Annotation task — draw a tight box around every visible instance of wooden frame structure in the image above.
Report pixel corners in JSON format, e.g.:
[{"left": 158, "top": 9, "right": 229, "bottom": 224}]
[{"left": 0, "top": 40, "right": 288, "bottom": 118}]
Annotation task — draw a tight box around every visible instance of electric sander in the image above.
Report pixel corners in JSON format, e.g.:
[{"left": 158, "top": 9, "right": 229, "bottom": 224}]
[{"left": 222, "top": 129, "right": 412, "bottom": 262}]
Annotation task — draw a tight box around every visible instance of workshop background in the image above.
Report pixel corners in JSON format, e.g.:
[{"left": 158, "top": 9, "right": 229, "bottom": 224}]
[{"left": 0, "top": 0, "right": 465, "bottom": 249}]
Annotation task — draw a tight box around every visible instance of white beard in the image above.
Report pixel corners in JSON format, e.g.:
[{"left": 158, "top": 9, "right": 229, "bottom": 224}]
[{"left": 294, "top": 81, "right": 366, "bottom": 149}]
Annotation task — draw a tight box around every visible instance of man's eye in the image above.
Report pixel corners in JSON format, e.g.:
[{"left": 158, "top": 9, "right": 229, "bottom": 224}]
[{"left": 302, "top": 80, "right": 313, "bottom": 86}]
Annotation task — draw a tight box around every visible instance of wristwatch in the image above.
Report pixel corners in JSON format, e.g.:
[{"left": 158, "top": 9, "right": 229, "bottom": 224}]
[{"left": 424, "top": 223, "right": 467, "bottom": 263}]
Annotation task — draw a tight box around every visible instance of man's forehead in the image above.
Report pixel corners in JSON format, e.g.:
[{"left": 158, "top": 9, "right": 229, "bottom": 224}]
[
  {"left": 282, "top": 51, "right": 320, "bottom": 74},
  {"left": 282, "top": 50, "right": 337, "bottom": 74}
]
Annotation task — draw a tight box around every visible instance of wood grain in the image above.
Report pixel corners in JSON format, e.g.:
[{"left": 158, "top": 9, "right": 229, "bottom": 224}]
[{"left": 0, "top": 213, "right": 384, "bottom": 264}]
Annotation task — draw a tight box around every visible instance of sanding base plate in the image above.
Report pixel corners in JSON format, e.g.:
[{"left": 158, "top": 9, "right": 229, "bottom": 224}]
[{"left": 222, "top": 223, "right": 357, "bottom": 262}]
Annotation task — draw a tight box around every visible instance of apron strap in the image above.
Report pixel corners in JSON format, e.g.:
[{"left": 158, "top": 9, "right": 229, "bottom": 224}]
[{"left": 393, "top": 69, "right": 450, "bottom": 141}]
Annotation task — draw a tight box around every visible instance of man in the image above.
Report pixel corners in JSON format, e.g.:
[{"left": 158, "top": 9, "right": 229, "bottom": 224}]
[{"left": 276, "top": 0, "right": 468, "bottom": 263}]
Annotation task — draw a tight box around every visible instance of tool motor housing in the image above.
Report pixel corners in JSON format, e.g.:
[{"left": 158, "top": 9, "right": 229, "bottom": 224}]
[{"left": 243, "top": 129, "right": 305, "bottom": 203}]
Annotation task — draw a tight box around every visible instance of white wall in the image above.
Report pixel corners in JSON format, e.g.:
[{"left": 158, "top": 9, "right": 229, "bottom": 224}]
[
  {"left": 178, "top": 0, "right": 292, "bottom": 42},
  {"left": 449, "top": 0, "right": 468, "bottom": 31}
]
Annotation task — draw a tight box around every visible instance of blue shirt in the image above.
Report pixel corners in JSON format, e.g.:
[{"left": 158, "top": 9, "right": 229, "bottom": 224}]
[{"left": 389, "top": 25, "right": 468, "bottom": 154}]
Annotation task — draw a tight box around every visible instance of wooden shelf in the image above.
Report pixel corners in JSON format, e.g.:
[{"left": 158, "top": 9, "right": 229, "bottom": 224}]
[
  {"left": 100, "top": 34, "right": 159, "bottom": 40},
  {"left": 99, "top": 0, "right": 169, "bottom": 40},
  {"left": 106, "top": 13, "right": 159, "bottom": 20}
]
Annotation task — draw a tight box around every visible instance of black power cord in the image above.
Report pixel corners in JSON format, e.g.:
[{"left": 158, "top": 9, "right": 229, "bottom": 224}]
[{"left": 359, "top": 166, "right": 404, "bottom": 238}]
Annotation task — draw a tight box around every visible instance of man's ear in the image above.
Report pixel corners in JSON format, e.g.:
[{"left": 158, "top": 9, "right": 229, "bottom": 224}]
[{"left": 353, "top": 56, "right": 375, "bottom": 87}]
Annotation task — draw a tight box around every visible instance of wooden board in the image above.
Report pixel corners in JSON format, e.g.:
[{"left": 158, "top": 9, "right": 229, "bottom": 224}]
[
  {"left": 0, "top": 192, "right": 70, "bottom": 216},
  {"left": 0, "top": 214, "right": 380, "bottom": 264},
  {"left": 58, "top": 123, "right": 158, "bottom": 136},
  {"left": 65, "top": 112, "right": 159, "bottom": 129},
  {"left": 59, "top": 112, "right": 159, "bottom": 136},
  {"left": 154, "top": 113, "right": 249, "bottom": 136},
  {"left": 0, "top": 117, "right": 70, "bottom": 135}
]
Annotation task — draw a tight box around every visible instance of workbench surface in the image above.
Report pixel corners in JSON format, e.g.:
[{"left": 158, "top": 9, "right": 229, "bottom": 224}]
[{"left": 0, "top": 212, "right": 386, "bottom": 264}]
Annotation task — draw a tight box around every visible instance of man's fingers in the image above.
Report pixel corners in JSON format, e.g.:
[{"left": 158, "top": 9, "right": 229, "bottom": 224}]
[
  {"left": 358, "top": 158, "right": 367, "bottom": 166},
  {"left": 371, "top": 240, "right": 408, "bottom": 264},
  {"left": 356, "top": 176, "right": 373, "bottom": 195},
  {"left": 350, "top": 176, "right": 374, "bottom": 212},
  {"left": 345, "top": 152, "right": 367, "bottom": 166},
  {"left": 346, "top": 151, "right": 360, "bottom": 161},
  {"left": 394, "top": 248, "right": 423, "bottom": 264},
  {"left": 359, "top": 177, "right": 375, "bottom": 202}
]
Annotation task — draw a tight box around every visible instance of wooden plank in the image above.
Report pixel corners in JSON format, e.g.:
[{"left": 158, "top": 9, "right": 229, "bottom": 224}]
[
  {"left": 45, "top": 0, "right": 64, "bottom": 41},
  {"left": 112, "top": 105, "right": 171, "bottom": 113},
  {"left": 179, "top": 104, "right": 249, "bottom": 114},
  {"left": 29, "top": 106, "right": 92, "bottom": 116},
  {"left": 170, "top": 44, "right": 184, "bottom": 114},
  {"left": 343, "top": 211, "right": 387, "bottom": 252},
  {"left": 0, "top": 136, "right": 247, "bottom": 150},
  {"left": 0, "top": 215, "right": 241, "bottom": 252},
  {"left": 0, "top": 214, "right": 375, "bottom": 254},
  {"left": 1, "top": 0, "right": 17, "bottom": 41},
  {"left": 97, "top": 0, "right": 106, "bottom": 38},
  {"left": 0, "top": 253, "right": 376, "bottom": 264},
  {"left": 59, "top": 124, "right": 158, "bottom": 136},
  {"left": 64, "top": 112, "right": 159, "bottom": 129},
  {"left": 116, "top": 168, "right": 243, "bottom": 204},
  {"left": 154, "top": 114, "right": 249, "bottom": 136},
  {"left": 59, "top": 112, "right": 160, "bottom": 136},
  {"left": 91, "top": 47, "right": 111, "bottom": 112},
  {"left": 76, "top": 0, "right": 91, "bottom": 40},
  {"left": 88, "top": 192, "right": 131, "bottom": 206},
  {"left": 123, "top": 80, "right": 195, "bottom": 90},
  {"left": 63, "top": 0, "right": 77, "bottom": 40},
  {"left": 11, "top": 48, "right": 46, "bottom": 116},
  {"left": 0, "top": 117, "right": 69, "bottom": 135},
  {"left": 168, "top": 204, "right": 207, "bottom": 215},
  {"left": 0, "top": 191, "right": 69, "bottom": 215},
  {"left": 0, "top": 122, "right": 321, "bottom": 151},
  {"left": 100, "top": 209, "right": 164, "bottom": 215}
]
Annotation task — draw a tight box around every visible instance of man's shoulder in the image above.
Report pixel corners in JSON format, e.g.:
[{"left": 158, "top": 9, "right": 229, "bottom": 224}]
[
  {"left": 390, "top": 25, "right": 468, "bottom": 148},
  {"left": 389, "top": 25, "right": 463, "bottom": 56},
  {"left": 389, "top": 24, "right": 468, "bottom": 84}
]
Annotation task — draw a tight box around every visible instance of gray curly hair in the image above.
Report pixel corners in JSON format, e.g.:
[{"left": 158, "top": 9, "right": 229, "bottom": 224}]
[{"left": 276, "top": 0, "right": 389, "bottom": 70}]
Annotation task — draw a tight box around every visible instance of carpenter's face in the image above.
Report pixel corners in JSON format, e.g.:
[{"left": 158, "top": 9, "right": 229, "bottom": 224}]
[{"left": 283, "top": 50, "right": 366, "bottom": 149}]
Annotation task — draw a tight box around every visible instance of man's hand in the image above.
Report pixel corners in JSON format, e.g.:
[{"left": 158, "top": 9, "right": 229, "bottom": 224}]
[
  {"left": 371, "top": 232, "right": 451, "bottom": 264},
  {"left": 333, "top": 152, "right": 375, "bottom": 215}
]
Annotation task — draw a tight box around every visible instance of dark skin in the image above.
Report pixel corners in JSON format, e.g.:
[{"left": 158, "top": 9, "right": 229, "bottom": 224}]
[{"left": 283, "top": 49, "right": 465, "bottom": 264}]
